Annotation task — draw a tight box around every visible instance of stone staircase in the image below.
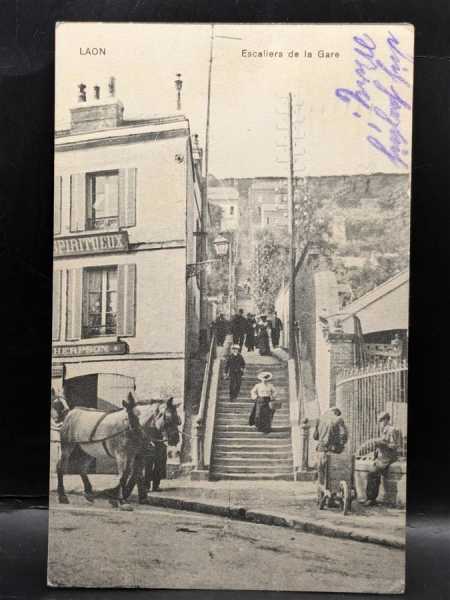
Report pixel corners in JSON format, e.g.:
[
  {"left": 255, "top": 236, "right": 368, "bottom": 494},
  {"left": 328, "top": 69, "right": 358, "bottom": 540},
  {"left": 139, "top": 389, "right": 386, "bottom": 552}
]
[{"left": 210, "top": 358, "right": 294, "bottom": 480}]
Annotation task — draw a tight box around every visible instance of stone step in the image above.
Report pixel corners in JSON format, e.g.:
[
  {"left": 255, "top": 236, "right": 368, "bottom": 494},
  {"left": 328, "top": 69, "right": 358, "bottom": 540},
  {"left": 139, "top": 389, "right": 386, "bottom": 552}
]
[
  {"left": 216, "top": 417, "right": 290, "bottom": 431},
  {"left": 210, "top": 472, "right": 294, "bottom": 481},
  {"left": 216, "top": 420, "right": 290, "bottom": 429},
  {"left": 217, "top": 407, "right": 290, "bottom": 413},
  {"left": 213, "top": 442, "right": 292, "bottom": 452},
  {"left": 215, "top": 431, "right": 290, "bottom": 440},
  {"left": 217, "top": 386, "right": 289, "bottom": 402},
  {"left": 218, "top": 387, "right": 289, "bottom": 395},
  {"left": 213, "top": 450, "right": 293, "bottom": 459},
  {"left": 218, "top": 389, "right": 289, "bottom": 396},
  {"left": 216, "top": 402, "right": 289, "bottom": 417},
  {"left": 217, "top": 404, "right": 288, "bottom": 410},
  {"left": 211, "top": 464, "right": 293, "bottom": 474},
  {"left": 212, "top": 457, "right": 293, "bottom": 467},
  {"left": 216, "top": 424, "right": 290, "bottom": 432},
  {"left": 216, "top": 400, "right": 288, "bottom": 407}
]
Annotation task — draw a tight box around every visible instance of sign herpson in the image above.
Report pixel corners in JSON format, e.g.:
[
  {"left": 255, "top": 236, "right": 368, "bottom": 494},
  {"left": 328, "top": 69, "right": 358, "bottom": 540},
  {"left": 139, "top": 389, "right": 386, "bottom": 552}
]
[
  {"left": 52, "top": 341, "right": 127, "bottom": 357},
  {"left": 54, "top": 232, "right": 128, "bottom": 257}
]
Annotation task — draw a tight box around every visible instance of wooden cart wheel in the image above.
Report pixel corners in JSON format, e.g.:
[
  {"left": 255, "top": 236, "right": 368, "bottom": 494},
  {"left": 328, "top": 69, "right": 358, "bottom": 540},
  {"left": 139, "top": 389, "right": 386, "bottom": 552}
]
[{"left": 339, "top": 480, "right": 351, "bottom": 515}]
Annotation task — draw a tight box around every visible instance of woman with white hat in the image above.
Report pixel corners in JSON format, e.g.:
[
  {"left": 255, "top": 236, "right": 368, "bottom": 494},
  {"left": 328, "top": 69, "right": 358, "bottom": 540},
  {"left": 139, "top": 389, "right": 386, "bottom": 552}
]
[{"left": 249, "top": 371, "right": 278, "bottom": 433}]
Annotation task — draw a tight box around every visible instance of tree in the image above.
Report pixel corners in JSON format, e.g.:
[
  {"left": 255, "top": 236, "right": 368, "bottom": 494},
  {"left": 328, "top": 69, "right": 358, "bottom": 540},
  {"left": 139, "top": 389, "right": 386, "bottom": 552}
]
[{"left": 251, "top": 228, "right": 289, "bottom": 314}]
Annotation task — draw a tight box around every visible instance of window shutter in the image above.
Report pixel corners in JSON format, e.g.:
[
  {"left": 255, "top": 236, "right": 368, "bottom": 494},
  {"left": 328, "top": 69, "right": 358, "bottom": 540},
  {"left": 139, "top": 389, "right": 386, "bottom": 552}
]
[
  {"left": 118, "top": 168, "right": 137, "bottom": 228},
  {"left": 54, "top": 176, "right": 62, "bottom": 235},
  {"left": 52, "top": 270, "right": 62, "bottom": 341},
  {"left": 70, "top": 174, "right": 86, "bottom": 232},
  {"left": 117, "top": 264, "right": 136, "bottom": 337},
  {"left": 66, "top": 268, "right": 83, "bottom": 340}
]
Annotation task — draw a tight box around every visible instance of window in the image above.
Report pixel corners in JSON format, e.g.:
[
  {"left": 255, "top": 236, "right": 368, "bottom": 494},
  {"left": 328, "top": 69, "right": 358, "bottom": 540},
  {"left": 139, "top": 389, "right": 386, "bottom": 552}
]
[
  {"left": 230, "top": 206, "right": 235, "bottom": 215},
  {"left": 83, "top": 267, "right": 117, "bottom": 337},
  {"left": 86, "top": 171, "right": 119, "bottom": 230}
]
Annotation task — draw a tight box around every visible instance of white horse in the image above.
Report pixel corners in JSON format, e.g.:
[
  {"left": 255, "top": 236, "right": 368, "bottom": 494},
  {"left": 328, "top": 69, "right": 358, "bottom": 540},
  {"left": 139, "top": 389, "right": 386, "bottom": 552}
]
[{"left": 55, "top": 393, "right": 180, "bottom": 509}]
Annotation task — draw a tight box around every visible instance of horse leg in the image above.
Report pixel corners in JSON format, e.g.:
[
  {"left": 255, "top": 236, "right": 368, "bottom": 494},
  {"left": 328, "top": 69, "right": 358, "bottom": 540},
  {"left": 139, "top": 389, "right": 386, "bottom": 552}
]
[
  {"left": 79, "top": 451, "right": 95, "bottom": 502},
  {"left": 57, "top": 443, "right": 74, "bottom": 504}
]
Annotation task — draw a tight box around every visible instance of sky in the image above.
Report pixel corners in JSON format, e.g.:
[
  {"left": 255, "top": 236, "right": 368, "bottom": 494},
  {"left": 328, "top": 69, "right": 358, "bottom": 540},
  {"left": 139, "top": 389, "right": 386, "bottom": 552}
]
[{"left": 55, "top": 23, "right": 414, "bottom": 178}]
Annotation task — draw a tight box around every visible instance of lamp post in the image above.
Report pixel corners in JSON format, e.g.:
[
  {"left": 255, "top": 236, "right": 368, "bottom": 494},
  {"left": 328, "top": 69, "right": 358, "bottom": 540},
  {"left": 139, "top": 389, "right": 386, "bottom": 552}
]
[{"left": 186, "top": 234, "right": 230, "bottom": 278}]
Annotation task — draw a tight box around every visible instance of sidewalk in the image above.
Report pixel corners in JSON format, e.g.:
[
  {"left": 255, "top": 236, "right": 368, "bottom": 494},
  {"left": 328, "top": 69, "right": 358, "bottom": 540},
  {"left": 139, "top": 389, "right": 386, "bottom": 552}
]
[{"left": 49, "top": 475, "right": 405, "bottom": 549}]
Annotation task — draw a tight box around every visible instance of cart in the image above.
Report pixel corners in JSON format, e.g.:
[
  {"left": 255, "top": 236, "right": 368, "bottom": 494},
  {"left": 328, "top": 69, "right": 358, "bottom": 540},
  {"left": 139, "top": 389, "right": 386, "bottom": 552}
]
[{"left": 317, "top": 451, "right": 356, "bottom": 515}]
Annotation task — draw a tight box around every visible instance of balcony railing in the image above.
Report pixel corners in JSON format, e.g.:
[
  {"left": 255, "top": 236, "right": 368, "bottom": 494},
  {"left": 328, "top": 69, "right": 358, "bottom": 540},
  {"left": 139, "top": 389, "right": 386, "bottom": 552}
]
[
  {"left": 82, "top": 323, "right": 117, "bottom": 338},
  {"left": 86, "top": 216, "right": 119, "bottom": 231}
]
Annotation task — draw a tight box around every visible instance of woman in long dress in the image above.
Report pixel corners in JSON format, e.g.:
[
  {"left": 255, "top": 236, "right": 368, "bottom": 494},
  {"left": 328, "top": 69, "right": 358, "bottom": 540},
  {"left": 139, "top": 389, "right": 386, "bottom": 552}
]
[
  {"left": 256, "top": 315, "right": 271, "bottom": 356},
  {"left": 249, "top": 372, "right": 277, "bottom": 433}
]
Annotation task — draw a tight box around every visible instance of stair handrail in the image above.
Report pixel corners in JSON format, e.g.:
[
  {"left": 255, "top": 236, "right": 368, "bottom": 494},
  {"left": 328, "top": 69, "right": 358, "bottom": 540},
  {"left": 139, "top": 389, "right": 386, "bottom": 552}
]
[
  {"left": 193, "top": 332, "right": 217, "bottom": 469},
  {"left": 293, "top": 327, "right": 305, "bottom": 422},
  {"left": 288, "top": 325, "right": 308, "bottom": 478}
]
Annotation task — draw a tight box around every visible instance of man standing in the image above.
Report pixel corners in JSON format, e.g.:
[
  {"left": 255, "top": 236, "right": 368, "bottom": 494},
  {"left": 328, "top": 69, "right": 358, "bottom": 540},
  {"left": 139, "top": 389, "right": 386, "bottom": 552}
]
[
  {"left": 224, "top": 344, "right": 246, "bottom": 401},
  {"left": 313, "top": 407, "right": 349, "bottom": 494},
  {"left": 231, "top": 309, "right": 247, "bottom": 350},
  {"left": 270, "top": 311, "right": 283, "bottom": 348},
  {"left": 364, "top": 411, "right": 402, "bottom": 506},
  {"left": 213, "top": 313, "right": 227, "bottom": 347},
  {"left": 245, "top": 313, "right": 256, "bottom": 352}
]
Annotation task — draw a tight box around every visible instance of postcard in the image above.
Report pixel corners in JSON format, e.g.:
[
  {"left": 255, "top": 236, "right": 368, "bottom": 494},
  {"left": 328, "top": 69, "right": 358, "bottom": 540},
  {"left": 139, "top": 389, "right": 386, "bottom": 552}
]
[{"left": 48, "top": 22, "right": 413, "bottom": 592}]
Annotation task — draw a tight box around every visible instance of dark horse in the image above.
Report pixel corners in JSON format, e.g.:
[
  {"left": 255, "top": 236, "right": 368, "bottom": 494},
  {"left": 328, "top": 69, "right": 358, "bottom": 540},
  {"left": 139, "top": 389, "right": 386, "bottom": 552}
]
[{"left": 56, "top": 392, "right": 180, "bottom": 510}]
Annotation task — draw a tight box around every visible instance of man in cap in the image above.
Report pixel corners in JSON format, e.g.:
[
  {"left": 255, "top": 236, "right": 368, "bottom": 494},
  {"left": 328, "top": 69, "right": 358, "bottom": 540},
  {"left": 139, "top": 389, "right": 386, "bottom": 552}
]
[
  {"left": 313, "top": 407, "right": 348, "bottom": 501},
  {"left": 213, "top": 313, "right": 228, "bottom": 347},
  {"left": 270, "top": 311, "right": 283, "bottom": 348},
  {"left": 231, "top": 309, "right": 247, "bottom": 351},
  {"left": 224, "top": 344, "right": 246, "bottom": 401},
  {"left": 364, "top": 411, "right": 402, "bottom": 506}
]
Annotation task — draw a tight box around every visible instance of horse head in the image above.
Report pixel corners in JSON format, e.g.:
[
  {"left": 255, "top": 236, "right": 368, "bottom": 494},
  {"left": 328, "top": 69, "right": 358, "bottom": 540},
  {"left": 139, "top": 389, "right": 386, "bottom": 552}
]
[
  {"left": 51, "top": 388, "right": 70, "bottom": 424},
  {"left": 123, "top": 392, "right": 141, "bottom": 432},
  {"left": 134, "top": 397, "right": 181, "bottom": 446}
]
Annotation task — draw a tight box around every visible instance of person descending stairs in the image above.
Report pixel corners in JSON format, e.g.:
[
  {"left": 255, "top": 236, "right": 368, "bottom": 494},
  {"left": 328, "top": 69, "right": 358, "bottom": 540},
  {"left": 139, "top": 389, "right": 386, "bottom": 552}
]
[{"left": 210, "top": 351, "right": 294, "bottom": 481}]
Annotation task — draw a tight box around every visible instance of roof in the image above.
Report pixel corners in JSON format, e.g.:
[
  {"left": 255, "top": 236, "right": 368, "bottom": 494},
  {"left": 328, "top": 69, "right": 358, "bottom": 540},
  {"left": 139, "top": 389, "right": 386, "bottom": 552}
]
[
  {"left": 55, "top": 111, "right": 189, "bottom": 140},
  {"left": 341, "top": 269, "right": 409, "bottom": 323},
  {"left": 208, "top": 187, "right": 239, "bottom": 201},
  {"left": 249, "top": 179, "right": 286, "bottom": 191}
]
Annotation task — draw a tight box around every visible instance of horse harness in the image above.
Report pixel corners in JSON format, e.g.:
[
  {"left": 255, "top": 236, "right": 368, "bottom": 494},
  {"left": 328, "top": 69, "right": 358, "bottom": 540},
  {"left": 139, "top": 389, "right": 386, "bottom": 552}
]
[{"left": 88, "top": 412, "right": 117, "bottom": 458}]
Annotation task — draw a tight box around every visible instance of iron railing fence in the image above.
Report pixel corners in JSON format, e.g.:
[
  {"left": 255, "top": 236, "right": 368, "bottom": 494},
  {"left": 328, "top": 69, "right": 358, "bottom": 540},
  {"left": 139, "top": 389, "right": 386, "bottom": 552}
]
[{"left": 336, "top": 359, "right": 408, "bottom": 459}]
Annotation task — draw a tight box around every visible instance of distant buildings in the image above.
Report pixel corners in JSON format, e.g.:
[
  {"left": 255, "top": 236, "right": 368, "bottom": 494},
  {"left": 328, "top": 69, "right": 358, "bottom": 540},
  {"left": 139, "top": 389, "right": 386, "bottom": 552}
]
[{"left": 208, "top": 186, "right": 240, "bottom": 231}]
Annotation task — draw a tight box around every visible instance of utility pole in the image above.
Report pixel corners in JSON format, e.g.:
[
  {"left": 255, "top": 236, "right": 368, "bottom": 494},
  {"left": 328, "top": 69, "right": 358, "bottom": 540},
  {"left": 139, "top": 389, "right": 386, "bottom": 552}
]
[
  {"left": 199, "top": 25, "right": 215, "bottom": 351},
  {"left": 288, "top": 92, "right": 296, "bottom": 357}
]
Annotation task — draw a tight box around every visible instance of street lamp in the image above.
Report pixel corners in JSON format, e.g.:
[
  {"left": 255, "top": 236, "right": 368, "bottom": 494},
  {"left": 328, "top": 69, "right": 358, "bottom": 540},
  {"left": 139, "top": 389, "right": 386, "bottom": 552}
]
[
  {"left": 174, "top": 73, "right": 183, "bottom": 111},
  {"left": 186, "top": 234, "right": 230, "bottom": 279},
  {"left": 213, "top": 234, "right": 229, "bottom": 257}
]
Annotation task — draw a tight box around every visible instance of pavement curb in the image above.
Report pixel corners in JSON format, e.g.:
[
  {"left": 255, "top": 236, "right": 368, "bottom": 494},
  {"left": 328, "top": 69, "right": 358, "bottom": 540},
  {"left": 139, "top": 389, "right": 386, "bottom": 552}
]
[{"left": 146, "top": 494, "right": 405, "bottom": 550}]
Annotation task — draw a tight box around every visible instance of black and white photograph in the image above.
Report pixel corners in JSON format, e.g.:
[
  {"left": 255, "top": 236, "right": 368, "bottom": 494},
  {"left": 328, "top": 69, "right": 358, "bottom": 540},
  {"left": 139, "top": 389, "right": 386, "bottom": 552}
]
[{"left": 48, "top": 22, "right": 413, "bottom": 592}]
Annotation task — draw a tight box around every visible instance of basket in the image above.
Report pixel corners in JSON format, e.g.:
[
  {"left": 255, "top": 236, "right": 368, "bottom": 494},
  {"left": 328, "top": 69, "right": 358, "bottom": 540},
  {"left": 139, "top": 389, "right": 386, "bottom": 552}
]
[{"left": 269, "top": 400, "right": 282, "bottom": 411}]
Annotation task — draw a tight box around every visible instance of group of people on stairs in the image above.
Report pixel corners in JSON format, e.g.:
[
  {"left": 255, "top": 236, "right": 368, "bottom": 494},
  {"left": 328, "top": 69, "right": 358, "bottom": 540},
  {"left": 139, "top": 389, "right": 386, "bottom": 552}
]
[{"left": 212, "top": 309, "right": 283, "bottom": 355}]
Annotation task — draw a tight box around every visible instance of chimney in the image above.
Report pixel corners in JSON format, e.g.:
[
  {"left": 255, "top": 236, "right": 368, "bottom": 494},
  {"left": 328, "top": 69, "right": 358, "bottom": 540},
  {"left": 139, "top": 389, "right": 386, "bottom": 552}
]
[
  {"left": 192, "top": 134, "right": 203, "bottom": 175},
  {"left": 70, "top": 77, "right": 124, "bottom": 133}
]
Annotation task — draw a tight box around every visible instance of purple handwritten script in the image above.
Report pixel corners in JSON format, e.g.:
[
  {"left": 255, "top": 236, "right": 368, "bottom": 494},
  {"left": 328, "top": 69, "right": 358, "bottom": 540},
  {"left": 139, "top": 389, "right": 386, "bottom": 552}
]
[{"left": 335, "top": 31, "right": 413, "bottom": 169}]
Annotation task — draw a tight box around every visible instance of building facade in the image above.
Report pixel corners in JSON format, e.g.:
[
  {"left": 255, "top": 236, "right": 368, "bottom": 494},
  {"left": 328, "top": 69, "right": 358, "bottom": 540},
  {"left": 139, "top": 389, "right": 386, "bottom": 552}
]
[
  {"left": 51, "top": 90, "right": 203, "bottom": 466},
  {"left": 208, "top": 186, "right": 240, "bottom": 231}
]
